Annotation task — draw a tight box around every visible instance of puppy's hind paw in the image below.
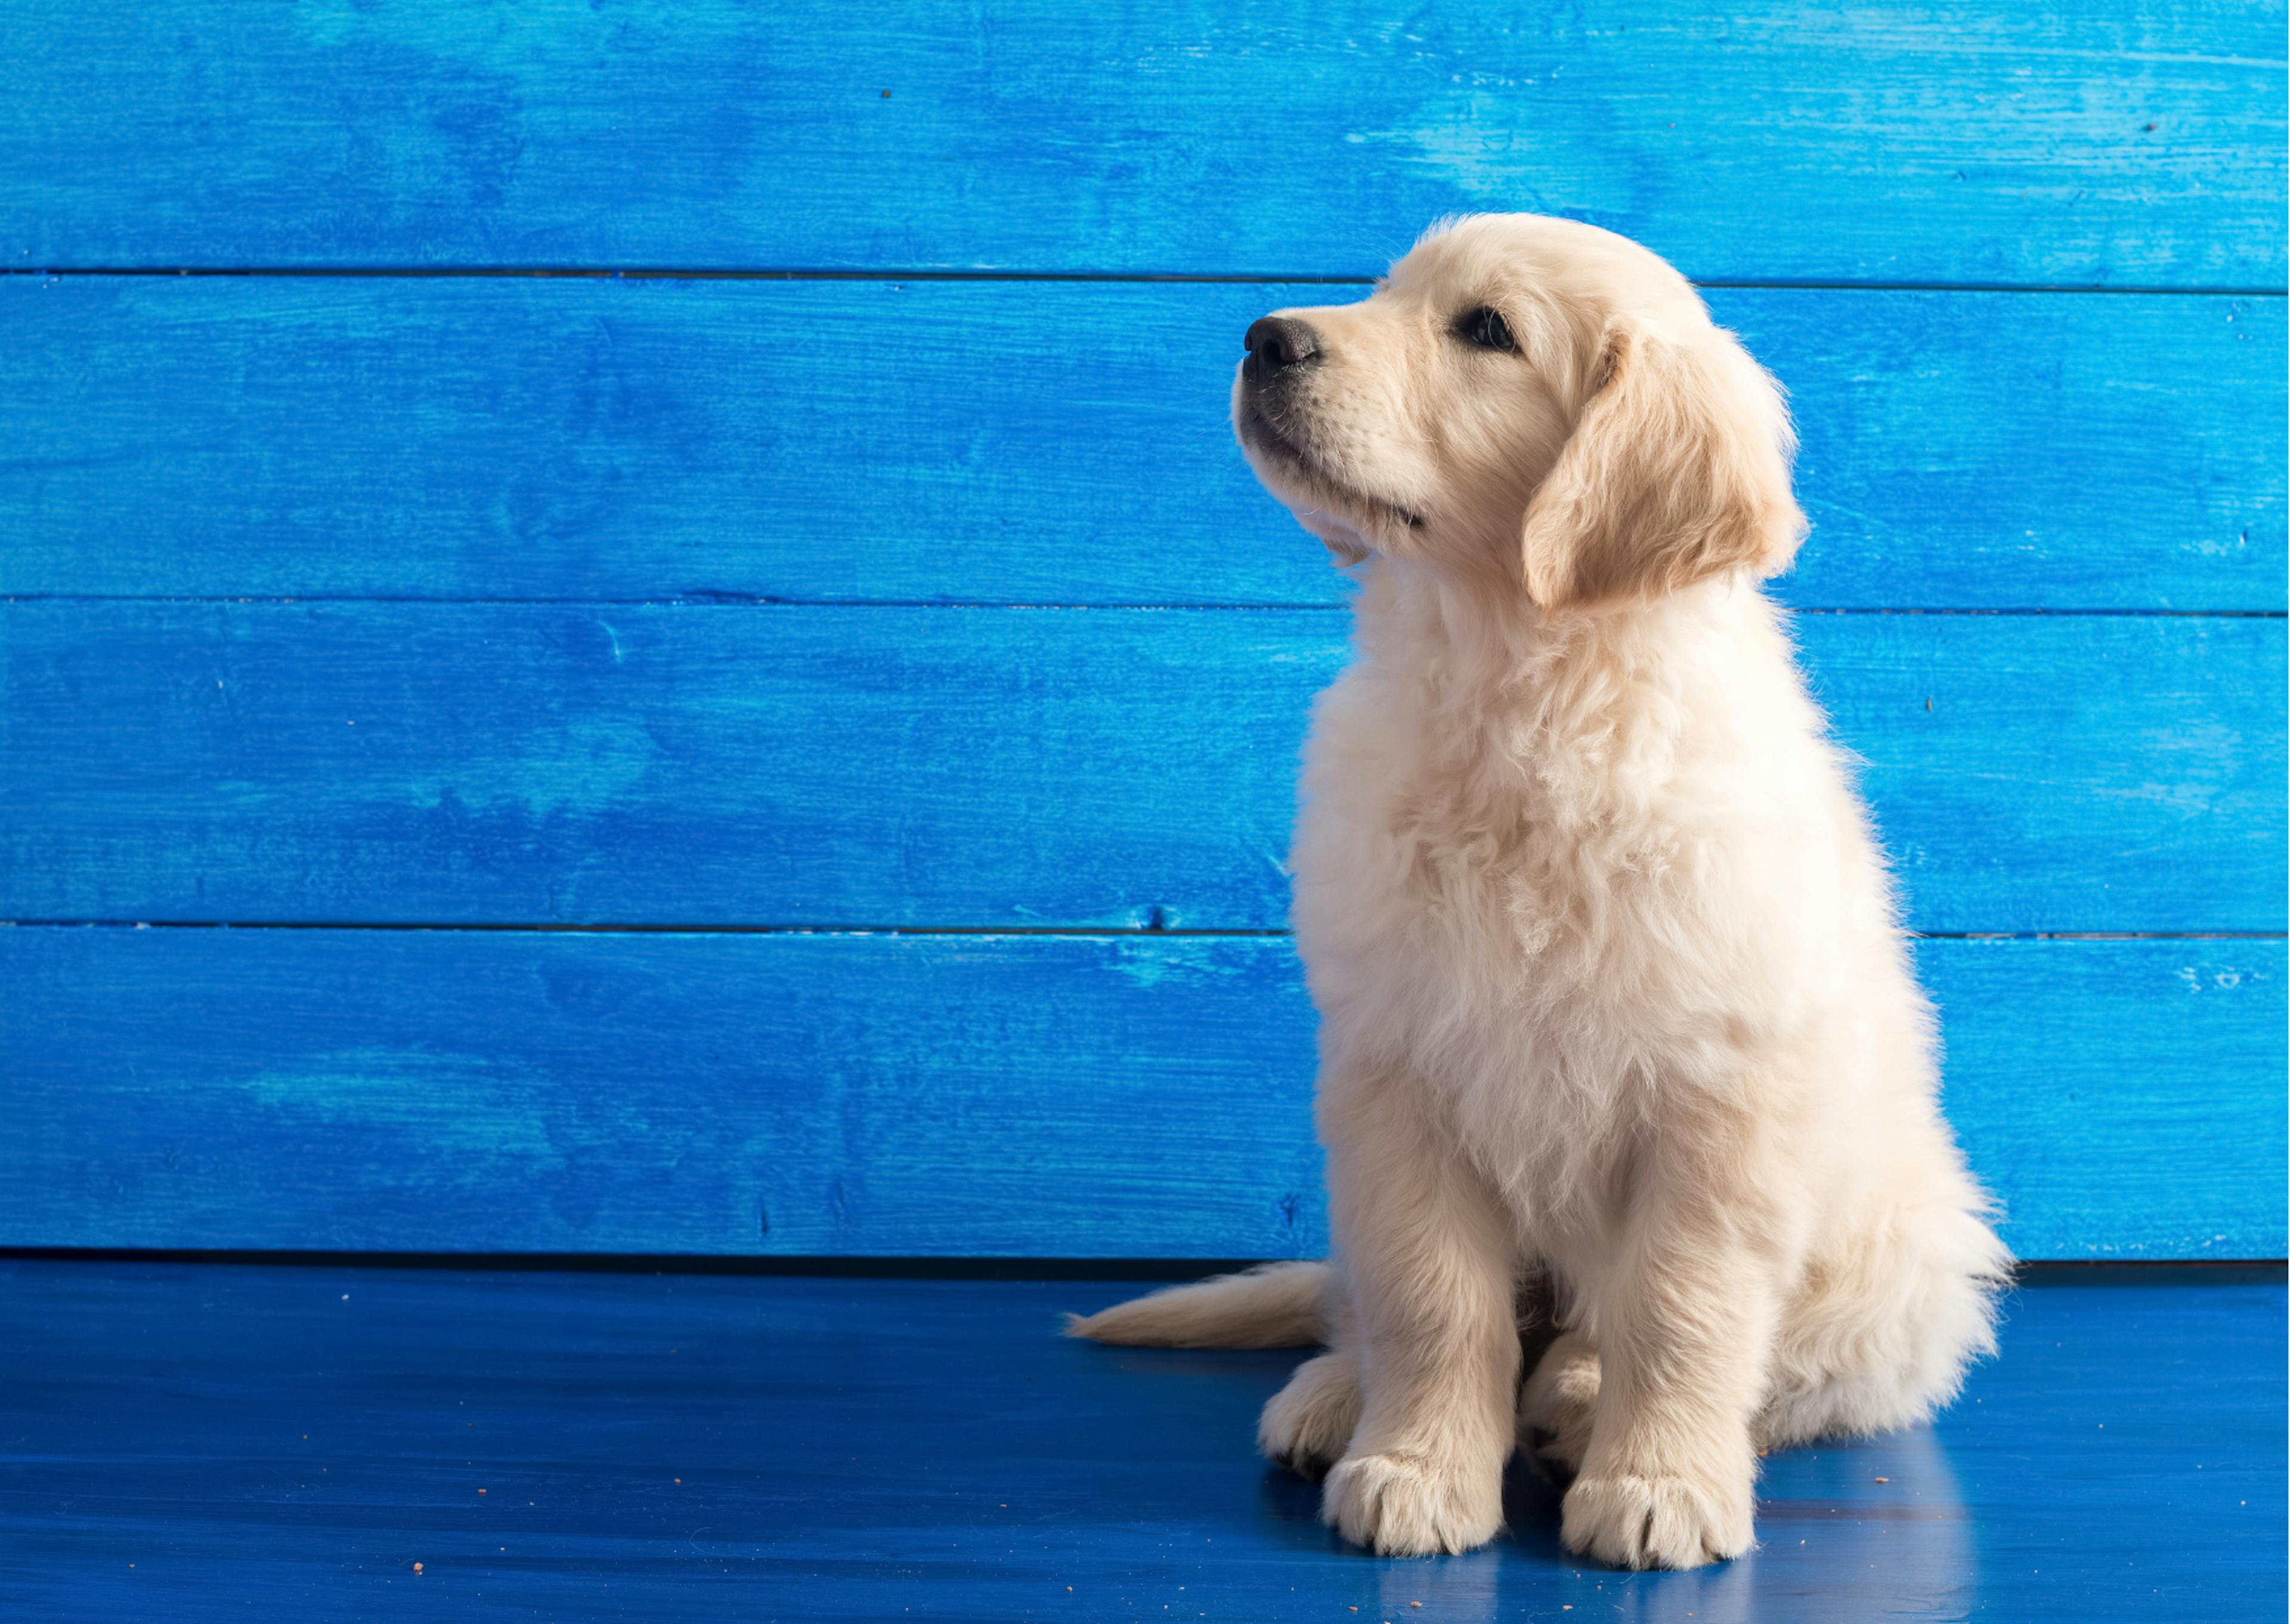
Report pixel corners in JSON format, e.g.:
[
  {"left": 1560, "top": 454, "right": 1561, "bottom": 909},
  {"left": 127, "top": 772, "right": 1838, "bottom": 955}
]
[
  {"left": 1560, "top": 1472, "right": 1753, "bottom": 1570},
  {"left": 1322, "top": 1450, "right": 1503, "bottom": 1556},
  {"left": 1257, "top": 1352, "right": 1362, "bottom": 1478},
  {"left": 1518, "top": 1332, "right": 1599, "bottom": 1485}
]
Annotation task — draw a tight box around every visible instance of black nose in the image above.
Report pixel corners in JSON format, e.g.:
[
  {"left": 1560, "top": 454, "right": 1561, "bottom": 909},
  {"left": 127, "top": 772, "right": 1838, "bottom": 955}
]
[{"left": 1243, "top": 316, "right": 1320, "bottom": 385}]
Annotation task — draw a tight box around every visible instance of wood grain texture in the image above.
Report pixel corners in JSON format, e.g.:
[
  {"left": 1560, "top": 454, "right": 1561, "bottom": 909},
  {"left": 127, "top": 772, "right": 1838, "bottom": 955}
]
[
  {"left": 1, "top": 1263, "right": 2281, "bottom": 1622},
  {"left": 2, "top": 2, "right": 2281, "bottom": 283},
  {"left": 2, "top": 276, "right": 2279, "bottom": 610},
  {"left": 2, "top": 603, "right": 2279, "bottom": 932},
  {"left": 1, "top": 929, "right": 2278, "bottom": 1259}
]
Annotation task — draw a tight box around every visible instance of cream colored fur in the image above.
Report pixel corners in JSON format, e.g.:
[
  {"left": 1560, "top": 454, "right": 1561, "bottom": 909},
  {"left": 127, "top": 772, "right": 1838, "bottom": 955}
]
[{"left": 1064, "top": 215, "right": 2009, "bottom": 1570}]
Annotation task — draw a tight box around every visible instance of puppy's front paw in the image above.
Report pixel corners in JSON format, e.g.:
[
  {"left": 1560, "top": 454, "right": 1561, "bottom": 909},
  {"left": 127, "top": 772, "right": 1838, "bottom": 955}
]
[
  {"left": 1560, "top": 1471, "right": 1753, "bottom": 1570},
  {"left": 1258, "top": 1352, "right": 1362, "bottom": 1477},
  {"left": 1322, "top": 1450, "right": 1502, "bottom": 1556}
]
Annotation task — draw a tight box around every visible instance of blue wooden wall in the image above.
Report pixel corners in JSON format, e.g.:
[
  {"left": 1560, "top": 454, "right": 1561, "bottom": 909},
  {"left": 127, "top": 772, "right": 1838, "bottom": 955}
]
[{"left": 2, "top": 2, "right": 2282, "bottom": 1260}]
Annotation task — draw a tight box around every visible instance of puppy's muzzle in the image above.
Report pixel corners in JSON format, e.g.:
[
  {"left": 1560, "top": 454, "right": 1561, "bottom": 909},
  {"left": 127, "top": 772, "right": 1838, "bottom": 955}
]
[{"left": 1242, "top": 317, "right": 1321, "bottom": 388}]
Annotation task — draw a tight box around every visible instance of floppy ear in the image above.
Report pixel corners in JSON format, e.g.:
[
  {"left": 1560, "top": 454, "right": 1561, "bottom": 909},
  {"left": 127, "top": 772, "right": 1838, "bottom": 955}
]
[{"left": 1520, "top": 321, "right": 1807, "bottom": 609}]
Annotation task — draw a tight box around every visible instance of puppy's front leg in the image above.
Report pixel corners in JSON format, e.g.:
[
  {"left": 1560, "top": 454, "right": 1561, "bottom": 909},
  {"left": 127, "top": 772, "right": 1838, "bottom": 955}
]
[
  {"left": 1319, "top": 1065, "right": 1517, "bottom": 1556},
  {"left": 1561, "top": 1165, "right": 1783, "bottom": 1570}
]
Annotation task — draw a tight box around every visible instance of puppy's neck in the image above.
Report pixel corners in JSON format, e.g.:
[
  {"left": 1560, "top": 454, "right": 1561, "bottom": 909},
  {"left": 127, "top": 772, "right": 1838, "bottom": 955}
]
[{"left": 1356, "top": 554, "right": 1754, "bottom": 705}]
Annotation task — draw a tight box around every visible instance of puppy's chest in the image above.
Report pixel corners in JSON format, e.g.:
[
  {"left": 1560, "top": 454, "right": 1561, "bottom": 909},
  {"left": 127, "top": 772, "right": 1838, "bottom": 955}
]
[{"left": 1293, "top": 682, "right": 1666, "bottom": 1000}]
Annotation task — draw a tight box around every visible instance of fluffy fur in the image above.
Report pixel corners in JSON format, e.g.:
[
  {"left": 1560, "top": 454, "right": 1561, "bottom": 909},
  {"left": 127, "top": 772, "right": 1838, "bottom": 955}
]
[{"left": 1065, "top": 215, "right": 2009, "bottom": 1569}]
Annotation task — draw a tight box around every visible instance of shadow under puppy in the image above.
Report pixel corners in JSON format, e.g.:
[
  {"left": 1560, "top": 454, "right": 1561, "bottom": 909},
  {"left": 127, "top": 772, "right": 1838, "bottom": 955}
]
[{"left": 1066, "top": 215, "right": 2008, "bottom": 1570}]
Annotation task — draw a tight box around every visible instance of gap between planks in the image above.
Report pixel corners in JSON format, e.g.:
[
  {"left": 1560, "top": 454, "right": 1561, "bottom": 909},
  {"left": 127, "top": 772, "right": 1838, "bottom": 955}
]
[
  {"left": 0, "top": 1248, "right": 2279, "bottom": 1278},
  {"left": 5, "top": 597, "right": 2283, "bottom": 617},
  {"left": 1, "top": 267, "right": 2284, "bottom": 297},
  {"left": 3, "top": 921, "right": 2281, "bottom": 940}
]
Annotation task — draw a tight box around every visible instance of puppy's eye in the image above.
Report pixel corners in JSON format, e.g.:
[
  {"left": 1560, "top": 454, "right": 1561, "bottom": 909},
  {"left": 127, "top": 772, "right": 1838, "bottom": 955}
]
[{"left": 1458, "top": 306, "right": 1517, "bottom": 353}]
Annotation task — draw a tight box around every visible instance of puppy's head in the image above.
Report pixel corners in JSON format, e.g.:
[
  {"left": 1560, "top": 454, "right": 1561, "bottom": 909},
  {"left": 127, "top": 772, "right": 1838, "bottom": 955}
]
[{"left": 1233, "top": 214, "right": 1806, "bottom": 608}]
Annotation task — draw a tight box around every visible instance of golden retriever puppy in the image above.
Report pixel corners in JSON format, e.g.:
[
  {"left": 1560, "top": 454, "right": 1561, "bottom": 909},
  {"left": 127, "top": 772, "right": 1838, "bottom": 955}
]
[{"left": 1067, "top": 214, "right": 2009, "bottom": 1570}]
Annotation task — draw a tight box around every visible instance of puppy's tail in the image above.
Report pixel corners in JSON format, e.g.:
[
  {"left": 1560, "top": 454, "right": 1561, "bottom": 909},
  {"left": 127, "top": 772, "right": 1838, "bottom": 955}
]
[{"left": 1062, "top": 1261, "right": 1330, "bottom": 1349}]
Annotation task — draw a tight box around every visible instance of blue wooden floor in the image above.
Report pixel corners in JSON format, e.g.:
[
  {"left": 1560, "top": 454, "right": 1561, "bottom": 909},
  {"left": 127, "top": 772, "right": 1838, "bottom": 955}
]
[{"left": 0, "top": 1262, "right": 2278, "bottom": 1622}]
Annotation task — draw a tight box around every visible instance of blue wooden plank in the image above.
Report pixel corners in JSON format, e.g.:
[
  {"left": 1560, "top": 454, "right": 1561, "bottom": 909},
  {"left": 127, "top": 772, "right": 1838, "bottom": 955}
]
[
  {"left": 0, "top": 1262, "right": 2280, "bottom": 1620},
  {"left": 1, "top": 605, "right": 2278, "bottom": 932},
  {"left": 0, "top": 929, "right": 2277, "bottom": 1258},
  {"left": 1, "top": 2, "right": 2279, "bottom": 284},
  {"left": 1, "top": 277, "right": 2278, "bottom": 610},
  {"left": 1807, "top": 612, "right": 2286, "bottom": 934},
  {"left": 1924, "top": 938, "right": 2287, "bottom": 1260},
  {"left": 0, "top": 928, "right": 1327, "bottom": 1257}
]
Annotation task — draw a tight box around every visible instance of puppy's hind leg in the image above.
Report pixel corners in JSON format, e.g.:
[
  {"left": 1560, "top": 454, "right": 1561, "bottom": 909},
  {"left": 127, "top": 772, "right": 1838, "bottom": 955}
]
[{"left": 1760, "top": 1189, "right": 2010, "bottom": 1449}]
